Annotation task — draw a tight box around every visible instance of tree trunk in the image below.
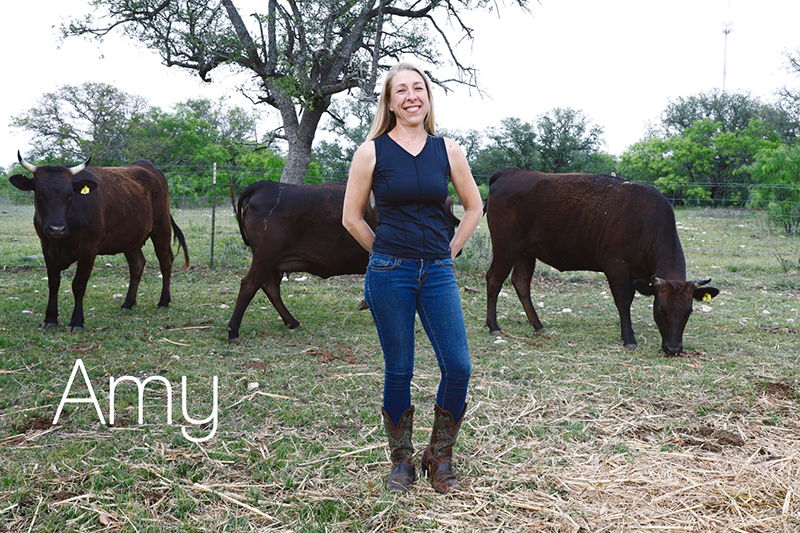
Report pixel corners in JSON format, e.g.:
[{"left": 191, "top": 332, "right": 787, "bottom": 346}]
[{"left": 277, "top": 94, "right": 331, "bottom": 185}]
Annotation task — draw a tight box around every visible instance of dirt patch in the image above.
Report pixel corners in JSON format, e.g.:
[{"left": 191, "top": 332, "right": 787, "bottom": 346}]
[
  {"left": 678, "top": 424, "right": 746, "bottom": 451},
  {"left": 301, "top": 343, "right": 364, "bottom": 365},
  {"left": 12, "top": 416, "right": 54, "bottom": 434},
  {"left": 758, "top": 380, "right": 800, "bottom": 400}
]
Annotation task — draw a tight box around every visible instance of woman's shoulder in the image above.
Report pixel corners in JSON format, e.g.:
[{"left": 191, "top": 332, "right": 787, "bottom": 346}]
[
  {"left": 439, "top": 136, "right": 466, "bottom": 156},
  {"left": 352, "top": 139, "right": 377, "bottom": 168}
]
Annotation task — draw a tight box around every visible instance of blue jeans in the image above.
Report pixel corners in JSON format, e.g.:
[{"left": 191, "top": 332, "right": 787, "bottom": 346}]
[{"left": 365, "top": 252, "right": 471, "bottom": 426}]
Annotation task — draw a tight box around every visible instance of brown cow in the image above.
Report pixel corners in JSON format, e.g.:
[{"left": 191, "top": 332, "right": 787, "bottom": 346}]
[
  {"left": 9, "top": 152, "right": 189, "bottom": 332},
  {"left": 484, "top": 168, "right": 718, "bottom": 355},
  {"left": 226, "top": 180, "right": 460, "bottom": 342}
]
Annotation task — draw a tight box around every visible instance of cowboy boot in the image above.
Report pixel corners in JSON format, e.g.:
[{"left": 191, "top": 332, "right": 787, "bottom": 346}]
[
  {"left": 382, "top": 406, "right": 416, "bottom": 492},
  {"left": 421, "top": 403, "right": 467, "bottom": 493}
]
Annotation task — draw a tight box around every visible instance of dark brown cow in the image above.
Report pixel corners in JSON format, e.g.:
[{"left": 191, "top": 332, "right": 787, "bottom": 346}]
[
  {"left": 226, "top": 180, "right": 461, "bottom": 342},
  {"left": 9, "top": 152, "right": 189, "bottom": 332},
  {"left": 484, "top": 168, "right": 718, "bottom": 355}
]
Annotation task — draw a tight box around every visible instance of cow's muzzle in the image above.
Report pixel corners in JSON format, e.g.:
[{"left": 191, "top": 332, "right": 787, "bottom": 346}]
[
  {"left": 662, "top": 343, "right": 683, "bottom": 356},
  {"left": 45, "top": 225, "right": 69, "bottom": 238}
]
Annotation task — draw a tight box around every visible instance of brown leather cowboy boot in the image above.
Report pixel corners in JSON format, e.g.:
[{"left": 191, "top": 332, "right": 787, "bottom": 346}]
[
  {"left": 382, "top": 406, "right": 416, "bottom": 492},
  {"left": 421, "top": 403, "right": 467, "bottom": 493}
]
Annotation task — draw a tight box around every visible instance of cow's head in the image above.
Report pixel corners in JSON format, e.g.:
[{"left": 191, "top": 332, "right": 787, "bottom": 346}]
[
  {"left": 633, "top": 276, "right": 719, "bottom": 356},
  {"left": 9, "top": 152, "right": 96, "bottom": 239}
]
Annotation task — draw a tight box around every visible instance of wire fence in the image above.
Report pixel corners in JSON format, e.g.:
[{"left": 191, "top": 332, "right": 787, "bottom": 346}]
[{"left": 2, "top": 164, "right": 799, "bottom": 270}]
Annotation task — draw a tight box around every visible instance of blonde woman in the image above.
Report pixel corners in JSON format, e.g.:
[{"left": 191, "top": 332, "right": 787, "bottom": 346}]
[{"left": 342, "top": 63, "right": 482, "bottom": 493}]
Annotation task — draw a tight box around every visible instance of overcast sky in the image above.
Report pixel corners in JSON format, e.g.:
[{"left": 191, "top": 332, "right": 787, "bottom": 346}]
[{"left": 2, "top": 0, "right": 799, "bottom": 168}]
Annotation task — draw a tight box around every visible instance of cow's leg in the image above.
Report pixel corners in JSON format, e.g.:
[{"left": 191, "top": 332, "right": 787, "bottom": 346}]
[
  {"left": 42, "top": 257, "right": 62, "bottom": 329},
  {"left": 606, "top": 272, "right": 637, "bottom": 349},
  {"left": 150, "top": 230, "right": 175, "bottom": 309},
  {"left": 261, "top": 271, "right": 301, "bottom": 330},
  {"left": 510, "top": 255, "right": 545, "bottom": 331},
  {"left": 121, "top": 247, "right": 146, "bottom": 311},
  {"left": 227, "top": 265, "right": 275, "bottom": 342},
  {"left": 67, "top": 255, "right": 97, "bottom": 333},
  {"left": 485, "top": 255, "right": 517, "bottom": 334}
]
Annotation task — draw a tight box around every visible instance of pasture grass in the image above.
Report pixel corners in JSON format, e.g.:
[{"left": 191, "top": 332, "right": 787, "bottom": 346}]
[{"left": 0, "top": 202, "right": 798, "bottom": 532}]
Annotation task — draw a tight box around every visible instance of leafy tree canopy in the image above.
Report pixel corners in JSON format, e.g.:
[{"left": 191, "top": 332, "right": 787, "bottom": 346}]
[
  {"left": 10, "top": 81, "right": 275, "bottom": 177},
  {"left": 10, "top": 81, "right": 149, "bottom": 166},
  {"left": 656, "top": 89, "right": 798, "bottom": 143}
]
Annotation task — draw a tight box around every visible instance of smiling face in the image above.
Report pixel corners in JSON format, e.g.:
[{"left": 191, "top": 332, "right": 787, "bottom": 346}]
[{"left": 388, "top": 69, "right": 430, "bottom": 129}]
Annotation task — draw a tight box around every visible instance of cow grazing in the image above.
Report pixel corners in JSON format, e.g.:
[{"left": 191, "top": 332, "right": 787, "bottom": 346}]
[
  {"left": 484, "top": 168, "right": 719, "bottom": 355},
  {"left": 226, "top": 180, "right": 461, "bottom": 342},
  {"left": 9, "top": 152, "right": 189, "bottom": 332}
]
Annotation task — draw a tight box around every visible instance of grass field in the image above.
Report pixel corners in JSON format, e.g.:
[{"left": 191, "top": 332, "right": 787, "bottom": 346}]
[{"left": 0, "top": 201, "right": 798, "bottom": 532}]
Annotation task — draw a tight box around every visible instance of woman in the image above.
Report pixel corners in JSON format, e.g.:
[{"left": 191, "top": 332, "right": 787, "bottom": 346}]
[{"left": 342, "top": 62, "right": 482, "bottom": 493}]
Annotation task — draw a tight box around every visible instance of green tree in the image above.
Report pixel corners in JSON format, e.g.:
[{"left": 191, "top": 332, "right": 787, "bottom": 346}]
[
  {"left": 469, "top": 110, "right": 607, "bottom": 181},
  {"left": 66, "top": 0, "right": 529, "bottom": 185},
  {"left": 313, "top": 98, "right": 376, "bottom": 180},
  {"left": 135, "top": 98, "right": 262, "bottom": 168},
  {"left": 478, "top": 117, "right": 539, "bottom": 176},
  {"left": 10, "top": 82, "right": 148, "bottom": 165},
  {"left": 618, "top": 136, "right": 676, "bottom": 184},
  {"left": 744, "top": 144, "right": 800, "bottom": 235},
  {"left": 535, "top": 108, "right": 604, "bottom": 173},
  {"left": 650, "top": 119, "right": 780, "bottom": 204},
  {"left": 658, "top": 89, "right": 797, "bottom": 144}
]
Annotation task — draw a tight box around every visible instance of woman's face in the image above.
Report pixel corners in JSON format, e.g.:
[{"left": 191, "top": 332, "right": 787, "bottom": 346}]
[{"left": 388, "top": 69, "right": 429, "bottom": 128}]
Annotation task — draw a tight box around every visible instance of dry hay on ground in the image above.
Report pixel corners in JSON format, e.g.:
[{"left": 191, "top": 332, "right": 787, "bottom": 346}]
[{"left": 3, "top": 380, "right": 798, "bottom": 532}]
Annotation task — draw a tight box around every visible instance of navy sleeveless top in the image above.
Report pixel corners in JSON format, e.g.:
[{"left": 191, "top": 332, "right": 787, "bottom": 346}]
[{"left": 371, "top": 133, "right": 452, "bottom": 260}]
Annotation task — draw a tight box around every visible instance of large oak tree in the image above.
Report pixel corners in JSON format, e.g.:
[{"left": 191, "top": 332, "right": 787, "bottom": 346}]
[{"left": 66, "top": 0, "right": 528, "bottom": 184}]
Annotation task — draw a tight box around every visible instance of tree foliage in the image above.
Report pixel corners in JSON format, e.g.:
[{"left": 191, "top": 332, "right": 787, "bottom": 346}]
[
  {"left": 467, "top": 109, "right": 610, "bottom": 181},
  {"left": 621, "top": 91, "right": 794, "bottom": 205},
  {"left": 65, "top": 0, "right": 529, "bottom": 184},
  {"left": 8, "top": 82, "right": 283, "bottom": 203},
  {"left": 744, "top": 144, "right": 800, "bottom": 235},
  {"left": 10, "top": 82, "right": 149, "bottom": 166},
  {"left": 657, "top": 89, "right": 798, "bottom": 143}
]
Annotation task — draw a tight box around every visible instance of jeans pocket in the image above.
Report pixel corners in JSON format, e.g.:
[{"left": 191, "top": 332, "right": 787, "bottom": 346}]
[
  {"left": 369, "top": 253, "right": 400, "bottom": 272},
  {"left": 434, "top": 257, "right": 454, "bottom": 268}
]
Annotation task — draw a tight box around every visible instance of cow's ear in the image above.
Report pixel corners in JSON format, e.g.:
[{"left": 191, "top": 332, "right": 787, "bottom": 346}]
[
  {"left": 9, "top": 174, "right": 34, "bottom": 191},
  {"left": 633, "top": 279, "right": 656, "bottom": 296},
  {"left": 693, "top": 286, "right": 719, "bottom": 302},
  {"left": 72, "top": 179, "right": 98, "bottom": 196}
]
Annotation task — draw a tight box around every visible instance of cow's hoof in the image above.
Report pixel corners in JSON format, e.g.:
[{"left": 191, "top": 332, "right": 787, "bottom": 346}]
[
  {"left": 489, "top": 329, "right": 503, "bottom": 336},
  {"left": 535, "top": 327, "right": 548, "bottom": 334},
  {"left": 156, "top": 305, "right": 169, "bottom": 311},
  {"left": 624, "top": 343, "right": 638, "bottom": 351},
  {"left": 357, "top": 299, "right": 369, "bottom": 311},
  {"left": 287, "top": 323, "right": 302, "bottom": 330},
  {"left": 228, "top": 336, "right": 241, "bottom": 344},
  {"left": 40, "top": 322, "right": 58, "bottom": 330},
  {"left": 67, "top": 326, "right": 84, "bottom": 334}
]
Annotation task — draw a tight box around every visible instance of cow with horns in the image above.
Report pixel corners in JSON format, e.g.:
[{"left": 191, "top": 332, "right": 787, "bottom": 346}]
[
  {"left": 9, "top": 152, "right": 189, "bottom": 331},
  {"left": 483, "top": 168, "right": 719, "bottom": 355}
]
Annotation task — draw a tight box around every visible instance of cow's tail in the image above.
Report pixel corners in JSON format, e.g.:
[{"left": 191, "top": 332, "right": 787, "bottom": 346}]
[
  {"left": 233, "top": 183, "right": 252, "bottom": 247},
  {"left": 170, "top": 215, "right": 190, "bottom": 272}
]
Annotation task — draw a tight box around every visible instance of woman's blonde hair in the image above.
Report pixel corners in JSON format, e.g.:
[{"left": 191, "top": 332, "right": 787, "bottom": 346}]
[{"left": 366, "top": 62, "right": 436, "bottom": 141}]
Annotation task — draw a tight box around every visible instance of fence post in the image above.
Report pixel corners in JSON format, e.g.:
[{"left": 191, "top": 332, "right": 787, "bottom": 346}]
[{"left": 210, "top": 162, "right": 217, "bottom": 269}]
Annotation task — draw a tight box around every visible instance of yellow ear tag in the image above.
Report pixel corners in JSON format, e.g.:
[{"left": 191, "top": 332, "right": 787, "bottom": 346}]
[
  {"left": 702, "top": 293, "right": 712, "bottom": 302},
  {"left": 80, "top": 185, "right": 91, "bottom": 195}
]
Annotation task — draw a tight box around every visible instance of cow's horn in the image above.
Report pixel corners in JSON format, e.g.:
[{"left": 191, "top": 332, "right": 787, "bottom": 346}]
[
  {"left": 68, "top": 157, "right": 91, "bottom": 176},
  {"left": 17, "top": 151, "right": 37, "bottom": 173},
  {"left": 651, "top": 275, "right": 666, "bottom": 287},
  {"left": 692, "top": 279, "right": 711, "bottom": 287}
]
